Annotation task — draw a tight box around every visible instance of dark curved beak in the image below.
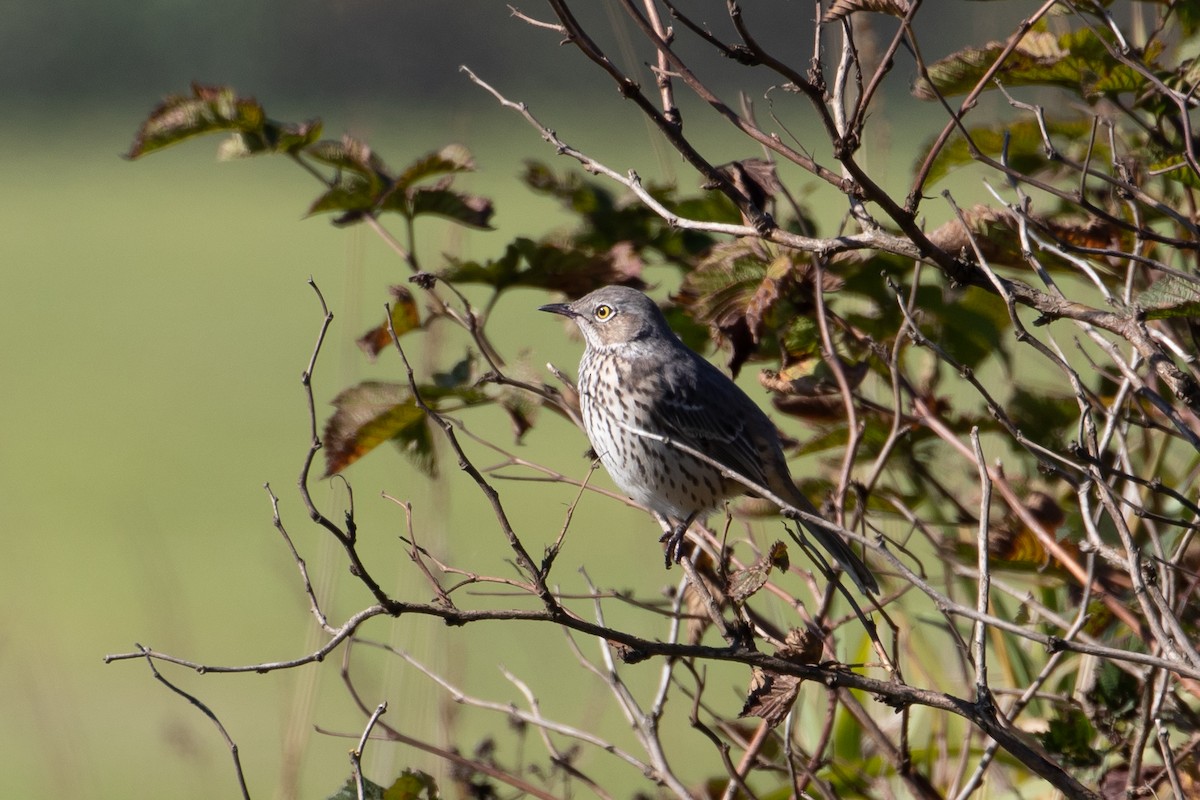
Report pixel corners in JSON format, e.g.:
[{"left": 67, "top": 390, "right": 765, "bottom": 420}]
[{"left": 538, "top": 302, "right": 575, "bottom": 318}]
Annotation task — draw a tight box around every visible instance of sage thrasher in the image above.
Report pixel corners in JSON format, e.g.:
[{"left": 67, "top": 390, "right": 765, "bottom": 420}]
[{"left": 540, "top": 285, "right": 878, "bottom": 594}]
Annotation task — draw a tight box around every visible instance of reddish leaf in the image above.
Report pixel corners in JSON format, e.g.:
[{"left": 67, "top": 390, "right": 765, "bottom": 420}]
[
  {"left": 322, "top": 382, "right": 433, "bottom": 477},
  {"left": 357, "top": 286, "right": 422, "bottom": 361}
]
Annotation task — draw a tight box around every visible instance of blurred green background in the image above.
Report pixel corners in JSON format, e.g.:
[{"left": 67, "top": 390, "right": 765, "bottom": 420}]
[{"left": 2, "top": 2, "right": 1025, "bottom": 797}]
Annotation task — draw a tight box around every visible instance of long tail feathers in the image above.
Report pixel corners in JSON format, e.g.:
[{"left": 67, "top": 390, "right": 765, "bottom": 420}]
[
  {"left": 787, "top": 492, "right": 879, "bottom": 594},
  {"left": 802, "top": 520, "right": 878, "bottom": 594}
]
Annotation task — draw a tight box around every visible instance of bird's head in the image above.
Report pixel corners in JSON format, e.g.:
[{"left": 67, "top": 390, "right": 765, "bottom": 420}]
[{"left": 539, "top": 285, "right": 672, "bottom": 350}]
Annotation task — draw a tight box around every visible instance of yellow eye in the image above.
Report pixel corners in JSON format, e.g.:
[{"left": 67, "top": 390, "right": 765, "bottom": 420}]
[{"left": 594, "top": 304, "right": 614, "bottom": 321}]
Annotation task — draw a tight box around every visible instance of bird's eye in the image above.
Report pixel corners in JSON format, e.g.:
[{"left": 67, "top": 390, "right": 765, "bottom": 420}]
[{"left": 594, "top": 304, "right": 615, "bottom": 321}]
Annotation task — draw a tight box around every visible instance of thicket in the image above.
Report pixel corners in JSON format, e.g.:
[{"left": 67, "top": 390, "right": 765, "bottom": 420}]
[{"left": 110, "top": 2, "right": 1200, "bottom": 798}]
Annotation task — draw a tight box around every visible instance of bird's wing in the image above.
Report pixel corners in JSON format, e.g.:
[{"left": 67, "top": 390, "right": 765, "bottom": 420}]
[
  {"left": 652, "top": 353, "right": 776, "bottom": 489},
  {"left": 655, "top": 350, "right": 880, "bottom": 594}
]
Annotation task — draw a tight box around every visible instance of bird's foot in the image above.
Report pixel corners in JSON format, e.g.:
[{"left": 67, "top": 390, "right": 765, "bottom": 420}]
[{"left": 659, "top": 523, "right": 688, "bottom": 568}]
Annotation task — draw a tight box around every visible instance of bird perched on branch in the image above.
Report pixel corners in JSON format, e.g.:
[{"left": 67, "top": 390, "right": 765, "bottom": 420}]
[{"left": 540, "top": 285, "right": 877, "bottom": 594}]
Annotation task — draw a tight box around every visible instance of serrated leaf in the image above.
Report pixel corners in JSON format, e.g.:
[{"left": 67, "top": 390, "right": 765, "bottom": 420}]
[
  {"left": 1136, "top": 275, "right": 1200, "bottom": 319},
  {"left": 273, "top": 118, "right": 323, "bottom": 152},
  {"left": 401, "top": 187, "right": 494, "bottom": 229},
  {"left": 306, "top": 135, "right": 391, "bottom": 180},
  {"left": 126, "top": 84, "right": 322, "bottom": 161},
  {"left": 307, "top": 175, "right": 381, "bottom": 218},
  {"left": 441, "top": 238, "right": 644, "bottom": 295},
  {"left": 126, "top": 84, "right": 268, "bottom": 159},
  {"left": 914, "top": 28, "right": 1146, "bottom": 102},
  {"left": 395, "top": 144, "right": 476, "bottom": 191},
  {"left": 323, "top": 382, "right": 433, "bottom": 477},
  {"left": 728, "top": 563, "right": 770, "bottom": 603}
]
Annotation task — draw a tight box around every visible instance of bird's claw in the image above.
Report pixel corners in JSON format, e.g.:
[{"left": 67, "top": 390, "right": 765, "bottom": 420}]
[{"left": 659, "top": 524, "right": 687, "bottom": 568}]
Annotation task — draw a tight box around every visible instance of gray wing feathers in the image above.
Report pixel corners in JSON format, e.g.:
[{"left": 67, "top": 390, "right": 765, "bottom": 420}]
[{"left": 656, "top": 351, "right": 879, "bottom": 594}]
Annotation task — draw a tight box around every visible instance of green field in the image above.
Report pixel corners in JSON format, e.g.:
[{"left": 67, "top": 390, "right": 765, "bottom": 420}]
[{"left": 0, "top": 104, "right": 759, "bottom": 798}]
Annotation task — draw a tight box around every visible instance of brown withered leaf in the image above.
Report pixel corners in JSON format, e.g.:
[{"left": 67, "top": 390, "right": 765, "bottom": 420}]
[
  {"left": 741, "top": 669, "right": 803, "bottom": 728},
  {"left": 927, "top": 204, "right": 1124, "bottom": 272},
  {"left": 728, "top": 563, "right": 770, "bottom": 604},
  {"left": 679, "top": 243, "right": 842, "bottom": 376},
  {"left": 441, "top": 237, "right": 645, "bottom": 298},
  {"left": 709, "top": 158, "right": 782, "bottom": 219},
  {"left": 759, "top": 358, "right": 869, "bottom": 397},
  {"left": 778, "top": 627, "right": 823, "bottom": 664},
  {"left": 1098, "top": 763, "right": 1198, "bottom": 800},
  {"left": 357, "top": 285, "right": 421, "bottom": 361},
  {"left": 740, "top": 627, "right": 823, "bottom": 727},
  {"left": 990, "top": 490, "right": 1066, "bottom": 565},
  {"left": 727, "top": 540, "right": 790, "bottom": 603},
  {"left": 609, "top": 640, "right": 650, "bottom": 664},
  {"left": 767, "top": 540, "right": 789, "bottom": 572},
  {"left": 926, "top": 205, "right": 1022, "bottom": 265},
  {"left": 501, "top": 395, "right": 534, "bottom": 444},
  {"left": 823, "top": 0, "right": 911, "bottom": 24}
]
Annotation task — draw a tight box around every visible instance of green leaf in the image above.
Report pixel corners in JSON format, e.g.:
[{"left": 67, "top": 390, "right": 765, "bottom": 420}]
[
  {"left": 1039, "top": 708, "right": 1102, "bottom": 767},
  {"left": 1135, "top": 275, "right": 1200, "bottom": 319},
  {"left": 394, "top": 144, "right": 476, "bottom": 191},
  {"left": 306, "top": 135, "right": 391, "bottom": 180},
  {"left": 1008, "top": 386, "right": 1078, "bottom": 446},
  {"left": 383, "top": 770, "right": 441, "bottom": 800},
  {"left": 938, "top": 286, "right": 1012, "bottom": 369},
  {"left": 307, "top": 175, "right": 381, "bottom": 218},
  {"left": 778, "top": 315, "right": 820, "bottom": 360},
  {"left": 126, "top": 84, "right": 323, "bottom": 160},
  {"left": 915, "top": 118, "right": 1099, "bottom": 187},
  {"left": 327, "top": 776, "right": 386, "bottom": 800},
  {"left": 432, "top": 354, "right": 475, "bottom": 389},
  {"left": 914, "top": 27, "right": 1147, "bottom": 103},
  {"left": 127, "top": 84, "right": 266, "bottom": 159},
  {"left": 1151, "top": 157, "right": 1200, "bottom": 189},
  {"left": 442, "top": 237, "right": 643, "bottom": 295},
  {"left": 1087, "top": 661, "right": 1139, "bottom": 724},
  {"left": 399, "top": 187, "right": 494, "bottom": 229}
]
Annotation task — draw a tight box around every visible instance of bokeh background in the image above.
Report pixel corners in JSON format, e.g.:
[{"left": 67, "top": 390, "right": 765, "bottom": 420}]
[{"left": 2, "top": 3, "right": 1027, "bottom": 797}]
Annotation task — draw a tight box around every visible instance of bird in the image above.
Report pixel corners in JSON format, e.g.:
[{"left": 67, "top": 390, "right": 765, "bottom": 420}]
[{"left": 540, "top": 285, "right": 878, "bottom": 594}]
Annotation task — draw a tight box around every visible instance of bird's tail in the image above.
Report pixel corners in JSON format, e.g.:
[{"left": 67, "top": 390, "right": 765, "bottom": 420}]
[{"left": 785, "top": 490, "right": 879, "bottom": 595}]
